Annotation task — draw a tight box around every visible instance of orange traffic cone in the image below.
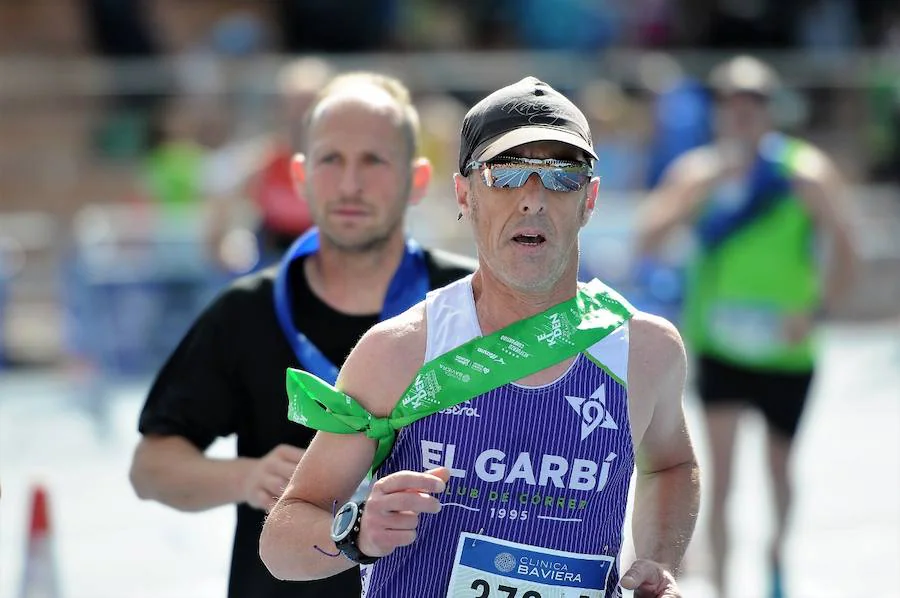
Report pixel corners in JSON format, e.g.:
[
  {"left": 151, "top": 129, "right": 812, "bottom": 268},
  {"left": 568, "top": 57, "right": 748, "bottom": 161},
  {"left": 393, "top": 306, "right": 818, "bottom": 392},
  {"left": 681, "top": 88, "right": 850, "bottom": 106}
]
[{"left": 19, "top": 484, "right": 60, "bottom": 598}]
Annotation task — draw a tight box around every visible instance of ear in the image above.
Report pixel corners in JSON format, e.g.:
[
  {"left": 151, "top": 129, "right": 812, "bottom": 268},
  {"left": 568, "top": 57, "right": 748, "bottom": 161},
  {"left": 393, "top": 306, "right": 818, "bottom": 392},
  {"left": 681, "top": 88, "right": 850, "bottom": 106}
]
[
  {"left": 407, "top": 157, "right": 432, "bottom": 206},
  {"left": 581, "top": 176, "right": 600, "bottom": 227},
  {"left": 289, "top": 153, "right": 307, "bottom": 198},
  {"left": 453, "top": 173, "right": 471, "bottom": 218}
]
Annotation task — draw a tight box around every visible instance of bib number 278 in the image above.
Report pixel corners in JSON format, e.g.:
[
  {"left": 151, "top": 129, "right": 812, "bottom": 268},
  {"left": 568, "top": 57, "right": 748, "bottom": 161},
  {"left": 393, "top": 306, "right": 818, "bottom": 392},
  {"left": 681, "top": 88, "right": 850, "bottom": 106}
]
[{"left": 469, "top": 579, "right": 590, "bottom": 598}]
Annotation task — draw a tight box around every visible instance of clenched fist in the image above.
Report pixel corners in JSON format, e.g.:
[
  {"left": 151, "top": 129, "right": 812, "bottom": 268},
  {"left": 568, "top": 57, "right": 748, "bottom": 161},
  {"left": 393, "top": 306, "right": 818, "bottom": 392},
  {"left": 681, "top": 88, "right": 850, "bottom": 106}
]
[
  {"left": 620, "top": 559, "right": 681, "bottom": 597},
  {"left": 242, "top": 444, "right": 305, "bottom": 512}
]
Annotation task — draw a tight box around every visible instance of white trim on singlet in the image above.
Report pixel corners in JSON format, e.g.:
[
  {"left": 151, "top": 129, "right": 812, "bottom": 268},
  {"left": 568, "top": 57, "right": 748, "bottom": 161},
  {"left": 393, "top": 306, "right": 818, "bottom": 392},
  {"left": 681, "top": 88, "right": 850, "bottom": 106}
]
[
  {"left": 424, "top": 275, "right": 630, "bottom": 387},
  {"left": 586, "top": 321, "right": 630, "bottom": 386},
  {"left": 423, "top": 274, "right": 480, "bottom": 362}
]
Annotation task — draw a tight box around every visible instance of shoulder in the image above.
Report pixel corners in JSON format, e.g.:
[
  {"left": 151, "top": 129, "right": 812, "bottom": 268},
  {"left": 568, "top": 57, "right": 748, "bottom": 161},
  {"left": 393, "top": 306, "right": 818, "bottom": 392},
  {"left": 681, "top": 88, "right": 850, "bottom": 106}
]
[
  {"left": 785, "top": 137, "right": 841, "bottom": 185},
  {"left": 663, "top": 145, "right": 721, "bottom": 186},
  {"left": 191, "top": 266, "right": 278, "bottom": 333},
  {"left": 627, "top": 311, "right": 686, "bottom": 387},
  {"left": 337, "top": 302, "right": 428, "bottom": 417},
  {"left": 422, "top": 247, "right": 477, "bottom": 288},
  {"left": 213, "top": 266, "right": 277, "bottom": 310},
  {"left": 625, "top": 311, "right": 688, "bottom": 443}
]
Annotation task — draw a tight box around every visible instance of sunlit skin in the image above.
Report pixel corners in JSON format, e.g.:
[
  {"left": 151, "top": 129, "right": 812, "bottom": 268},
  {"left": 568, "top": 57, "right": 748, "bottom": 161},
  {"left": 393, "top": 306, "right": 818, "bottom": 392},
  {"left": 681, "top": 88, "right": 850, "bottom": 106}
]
[{"left": 454, "top": 141, "right": 599, "bottom": 299}]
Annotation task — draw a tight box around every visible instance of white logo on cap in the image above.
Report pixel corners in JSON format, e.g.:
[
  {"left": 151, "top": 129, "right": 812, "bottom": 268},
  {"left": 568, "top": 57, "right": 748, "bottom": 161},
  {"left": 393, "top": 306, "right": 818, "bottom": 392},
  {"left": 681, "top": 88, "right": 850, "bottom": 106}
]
[{"left": 501, "top": 99, "right": 563, "bottom": 125}]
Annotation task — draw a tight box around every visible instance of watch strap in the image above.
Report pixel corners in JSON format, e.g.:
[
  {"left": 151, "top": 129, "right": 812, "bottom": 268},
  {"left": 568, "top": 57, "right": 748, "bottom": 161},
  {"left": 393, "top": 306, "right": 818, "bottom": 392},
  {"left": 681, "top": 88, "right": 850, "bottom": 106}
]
[{"left": 335, "top": 501, "right": 380, "bottom": 565}]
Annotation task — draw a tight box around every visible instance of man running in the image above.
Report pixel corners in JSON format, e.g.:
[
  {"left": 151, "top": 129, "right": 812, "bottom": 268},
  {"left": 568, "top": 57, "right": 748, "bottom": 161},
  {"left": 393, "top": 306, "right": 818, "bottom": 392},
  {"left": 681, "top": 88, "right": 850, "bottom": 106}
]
[{"left": 260, "top": 76, "right": 700, "bottom": 598}]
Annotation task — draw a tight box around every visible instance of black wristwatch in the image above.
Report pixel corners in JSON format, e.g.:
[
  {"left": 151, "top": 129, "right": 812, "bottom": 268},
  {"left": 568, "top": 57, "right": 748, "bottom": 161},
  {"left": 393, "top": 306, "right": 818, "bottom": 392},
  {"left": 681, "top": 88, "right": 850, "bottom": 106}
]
[{"left": 330, "top": 500, "right": 380, "bottom": 565}]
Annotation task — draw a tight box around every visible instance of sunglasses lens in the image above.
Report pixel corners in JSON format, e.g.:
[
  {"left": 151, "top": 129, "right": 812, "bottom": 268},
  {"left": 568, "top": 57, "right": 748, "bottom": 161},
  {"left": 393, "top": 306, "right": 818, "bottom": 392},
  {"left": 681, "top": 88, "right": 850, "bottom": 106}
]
[
  {"left": 485, "top": 162, "right": 590, "bottom": 192},
  {"left": 545, "top": 169, "right": 591, "bottom": 192},
  {"left": 488, "top": 166, "right": 533, "bottom": 189}
]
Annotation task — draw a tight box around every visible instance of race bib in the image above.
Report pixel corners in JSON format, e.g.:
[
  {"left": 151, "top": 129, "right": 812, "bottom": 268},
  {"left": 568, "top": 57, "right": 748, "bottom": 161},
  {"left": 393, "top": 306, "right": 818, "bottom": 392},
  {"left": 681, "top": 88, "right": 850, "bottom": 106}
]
[
  {"left": 707, "top": 302, "right": 785, "bottom": 359},
  {"left": 446, "top": 533, "right": 614, "bottom": 598}
]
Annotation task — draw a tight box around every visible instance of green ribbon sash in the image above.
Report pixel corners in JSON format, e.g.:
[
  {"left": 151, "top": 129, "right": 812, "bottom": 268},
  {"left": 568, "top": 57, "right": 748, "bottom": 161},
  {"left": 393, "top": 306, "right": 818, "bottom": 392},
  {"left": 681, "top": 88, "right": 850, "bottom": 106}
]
[{"left": 286, "top": 278, "right": 633, "bottom": 472}]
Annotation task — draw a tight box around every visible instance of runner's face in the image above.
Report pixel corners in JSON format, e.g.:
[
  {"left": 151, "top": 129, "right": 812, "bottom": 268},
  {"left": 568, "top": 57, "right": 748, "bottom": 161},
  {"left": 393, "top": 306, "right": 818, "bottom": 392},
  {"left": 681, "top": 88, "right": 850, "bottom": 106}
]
[
  {"left": 456, "top": 141, "right": 598, "bottom": 293},
  {"left": 717, "top": 92, "right": 769, "bottom": 142},
  {"left": 301, "top": 95, "right": 413, "bottom": 253}
]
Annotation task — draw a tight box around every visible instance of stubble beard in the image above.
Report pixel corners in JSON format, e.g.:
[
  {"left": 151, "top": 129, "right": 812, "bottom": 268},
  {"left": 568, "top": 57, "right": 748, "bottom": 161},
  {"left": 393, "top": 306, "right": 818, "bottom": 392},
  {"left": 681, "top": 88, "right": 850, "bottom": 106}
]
[
  {"left": 469, "top": 190, "right": 586, "bottom": 293},
  {"left": 319, "top": 221, "right": 399, "bottom": 254}
]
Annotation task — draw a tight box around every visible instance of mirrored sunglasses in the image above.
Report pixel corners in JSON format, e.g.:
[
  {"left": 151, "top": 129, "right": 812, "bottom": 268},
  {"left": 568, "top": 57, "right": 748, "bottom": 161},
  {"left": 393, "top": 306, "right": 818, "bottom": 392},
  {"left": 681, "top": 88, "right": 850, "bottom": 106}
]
[{"left": 466, "top": 156, "right": 593, "bottom": 192}]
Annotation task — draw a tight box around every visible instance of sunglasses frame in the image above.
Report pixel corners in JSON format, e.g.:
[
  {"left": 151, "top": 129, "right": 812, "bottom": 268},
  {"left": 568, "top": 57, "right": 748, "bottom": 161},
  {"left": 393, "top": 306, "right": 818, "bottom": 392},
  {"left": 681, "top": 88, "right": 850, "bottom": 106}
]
[{"left": 465, "top": 155, "right": 594, "bottom": 192}]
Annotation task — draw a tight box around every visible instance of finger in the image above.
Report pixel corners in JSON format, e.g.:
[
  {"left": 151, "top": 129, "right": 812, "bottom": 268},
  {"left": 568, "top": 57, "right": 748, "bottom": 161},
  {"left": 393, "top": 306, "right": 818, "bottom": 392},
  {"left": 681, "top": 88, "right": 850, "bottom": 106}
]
[
  {"left": 425, "top": 467, "right": 451, "bottom": 484},
  {"left": 620, "top": 559, "right": 662, "bottom": 590},
  {"left": 274, "top": 444, "right": 305, "bottom": 463},
  {"left": 379, "top": 512, "right": 419, "bottom": 531},
  {"left": 251, "top": 489, "right": 275, "bottom": 511},
  {"left": 370, "top": 491, "right": 442, "bottom": 515},
  {"left": 372, "top": 470, "right": 447, "bottom": 495},
  {"left": 371, "top": 528, "right": 417, "bottom": 550},
  {"left": 272, "top": 458, "right": 299, "bottom": 481},
  {"left": 634, "top": 586, "right": 680, "bottom": 598},
  {"left": 261, "top": 474, "right": 288, "bottom": 497},
  {"left": 375, "top": 489, "right": 443, "bottom": 513}
]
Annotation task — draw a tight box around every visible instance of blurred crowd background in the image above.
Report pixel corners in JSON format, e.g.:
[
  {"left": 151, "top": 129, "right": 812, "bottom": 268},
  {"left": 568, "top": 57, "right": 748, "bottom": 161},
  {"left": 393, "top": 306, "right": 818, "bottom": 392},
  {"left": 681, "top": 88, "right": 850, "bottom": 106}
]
[{"left": 1, "top": 0, "right": 899, "bottom": 377}]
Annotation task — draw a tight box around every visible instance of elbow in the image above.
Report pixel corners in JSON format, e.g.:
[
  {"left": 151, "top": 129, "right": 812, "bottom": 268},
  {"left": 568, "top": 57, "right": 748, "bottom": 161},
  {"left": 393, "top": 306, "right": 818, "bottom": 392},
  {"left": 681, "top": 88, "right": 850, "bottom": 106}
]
[
  {"left": 259, "top": 518, "right": 314, "bottom": 582},
  {"left": 128, "top": 441, "right": 174, "bottom": 505},
  {"left": 258, "top": 544, "right": 291, "bottom": 581},
  {"left": 129, "top": 454, "right": 155, "bottom": 501},
  {"left": 257, "top": 524, "right": 282, "bottom": 579}
]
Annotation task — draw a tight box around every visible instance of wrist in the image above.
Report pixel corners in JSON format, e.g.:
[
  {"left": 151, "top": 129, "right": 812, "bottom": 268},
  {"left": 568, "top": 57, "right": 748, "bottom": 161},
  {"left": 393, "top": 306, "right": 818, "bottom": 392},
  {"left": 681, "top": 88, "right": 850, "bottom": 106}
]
[
  {"left": 231, "top": 457, "right": 257, "bottom": 504},
  {"left": 331, "top": 501, "right": 380, "bottom": 565}
]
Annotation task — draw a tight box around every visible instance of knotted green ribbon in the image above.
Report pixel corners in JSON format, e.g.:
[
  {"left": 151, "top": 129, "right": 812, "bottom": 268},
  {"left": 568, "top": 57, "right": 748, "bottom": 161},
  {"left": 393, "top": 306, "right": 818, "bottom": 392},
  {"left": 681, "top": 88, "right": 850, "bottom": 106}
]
[{"left": 286, "top": 278, "right": 634, "bottom": 472}]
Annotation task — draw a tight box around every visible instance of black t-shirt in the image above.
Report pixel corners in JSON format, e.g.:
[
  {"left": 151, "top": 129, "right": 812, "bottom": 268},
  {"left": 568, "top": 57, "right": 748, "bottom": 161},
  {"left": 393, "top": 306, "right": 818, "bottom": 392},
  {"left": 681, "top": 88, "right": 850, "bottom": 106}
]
[{"left": 138, "top": 248, "right": 475, "bottom": 598}]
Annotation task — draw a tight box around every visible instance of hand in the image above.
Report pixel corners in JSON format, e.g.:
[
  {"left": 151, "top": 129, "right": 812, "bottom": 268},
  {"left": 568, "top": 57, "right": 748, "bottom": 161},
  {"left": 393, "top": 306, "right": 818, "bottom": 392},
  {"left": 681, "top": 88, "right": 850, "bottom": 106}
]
[
  {"left": 783, "top": 311, "right": 815, "bottom": 345},
  {"left": 620, "top": 559, "right": 681, "bottom": 597},
  {"left": 242, "top": 444, "right": 305, "bottom": 512},
  {"left": 357, "top": 467, "right": 450, "bottom": 558}
]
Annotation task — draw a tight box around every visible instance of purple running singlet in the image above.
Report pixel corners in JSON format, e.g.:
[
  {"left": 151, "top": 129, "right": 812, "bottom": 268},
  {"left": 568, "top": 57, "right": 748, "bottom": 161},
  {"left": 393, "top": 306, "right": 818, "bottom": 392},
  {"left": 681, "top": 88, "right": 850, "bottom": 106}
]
[{"left": 362, "top": 277, "right": 635, "bottom": 598}]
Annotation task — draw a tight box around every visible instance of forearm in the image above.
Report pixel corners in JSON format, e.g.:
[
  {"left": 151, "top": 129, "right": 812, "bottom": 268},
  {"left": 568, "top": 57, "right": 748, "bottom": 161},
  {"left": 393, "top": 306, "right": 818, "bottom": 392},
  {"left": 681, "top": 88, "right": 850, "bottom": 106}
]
[
  {"left": 823, "top": 236, "right": 858, "bottom": 311},
  {"left": 631, "top": 459, "right": 700, "bottom": 574},
  {"left": 259, "top": 498, "right": 356, "bottom": 581},
  {"left": 637, "top": 205, "right": 680, "bottom": 255},
  {"left": 637, "top": 191, "right": 696, "bottom": 256},
  {"left": 130, "top": 436, "right": 253, "bottom": 512}
]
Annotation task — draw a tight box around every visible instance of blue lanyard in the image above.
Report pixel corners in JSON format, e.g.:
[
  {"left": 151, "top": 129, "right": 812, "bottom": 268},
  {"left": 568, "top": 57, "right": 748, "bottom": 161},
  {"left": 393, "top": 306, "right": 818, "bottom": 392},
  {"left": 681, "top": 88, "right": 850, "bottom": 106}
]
[{"left": 273, "top": 227, "right": 430, "bottom": 384}]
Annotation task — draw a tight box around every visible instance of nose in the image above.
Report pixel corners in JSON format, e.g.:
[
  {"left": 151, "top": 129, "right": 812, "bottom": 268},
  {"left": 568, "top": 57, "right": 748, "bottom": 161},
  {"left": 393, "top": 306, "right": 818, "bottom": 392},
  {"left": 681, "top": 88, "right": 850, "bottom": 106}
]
[
  {"left": 517, "top": 172, "right": 546, "bottom": 215},
  {"left": 338, "top": 161, "right": 363, "bottom": 198}
]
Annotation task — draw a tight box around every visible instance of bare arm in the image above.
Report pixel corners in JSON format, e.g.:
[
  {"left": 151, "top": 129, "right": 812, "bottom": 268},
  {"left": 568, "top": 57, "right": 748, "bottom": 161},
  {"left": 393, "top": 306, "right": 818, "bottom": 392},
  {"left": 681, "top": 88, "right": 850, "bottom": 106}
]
[
  {"left": 260, "top": 306, "right": 436, "bottom": 581},
  {"left": 627, "top": 314, "right": 700, "bottom": 576},
  {"left": 636, "top": 149, "right": 716, "bottom": 256},
  {"left": 259, "top": 430, "right": 376, "bottom": 580},
  {"left": 130, "top": 435, "right": 303, "bottom": 513},
  {"left": 792, "top": 147, "right": 859, "bottom": 312}
]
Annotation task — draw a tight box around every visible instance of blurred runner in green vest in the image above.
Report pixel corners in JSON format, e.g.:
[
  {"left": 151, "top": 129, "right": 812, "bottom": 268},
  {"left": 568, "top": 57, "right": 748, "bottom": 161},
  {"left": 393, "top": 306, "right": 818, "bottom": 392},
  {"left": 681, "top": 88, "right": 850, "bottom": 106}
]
[{"left": 637, "top": 55, "right": 858, "bottom": 598}]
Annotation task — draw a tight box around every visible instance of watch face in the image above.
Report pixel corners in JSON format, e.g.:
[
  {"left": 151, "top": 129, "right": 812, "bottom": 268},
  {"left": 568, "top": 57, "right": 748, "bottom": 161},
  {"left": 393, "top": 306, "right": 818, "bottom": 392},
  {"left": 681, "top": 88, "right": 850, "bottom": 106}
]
[{"left": 330, "top": 502, "right": 358, "bottom": 543}]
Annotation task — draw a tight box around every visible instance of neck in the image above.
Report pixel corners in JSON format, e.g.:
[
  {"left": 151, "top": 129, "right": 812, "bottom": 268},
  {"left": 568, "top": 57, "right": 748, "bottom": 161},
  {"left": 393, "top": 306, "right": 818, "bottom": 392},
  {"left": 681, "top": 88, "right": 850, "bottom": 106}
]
[
  {"left": 304, "top": 231, "right": 407, "bottom": 315},
  {"left": 725, "top": 128, "right": 769, "bottom": 152},
  {"left": 719, "top": 130, "right": 769, "bottom": 172},
  {"left": 471, "top": 265, "right": 579, "bottom": 335}
]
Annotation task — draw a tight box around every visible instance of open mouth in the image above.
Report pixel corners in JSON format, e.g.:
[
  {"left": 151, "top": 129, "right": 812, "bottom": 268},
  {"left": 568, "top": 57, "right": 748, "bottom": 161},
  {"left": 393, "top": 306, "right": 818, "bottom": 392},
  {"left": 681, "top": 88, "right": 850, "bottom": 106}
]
[{"left": 512, "top": 233, "right": 546, "bottom": 246}]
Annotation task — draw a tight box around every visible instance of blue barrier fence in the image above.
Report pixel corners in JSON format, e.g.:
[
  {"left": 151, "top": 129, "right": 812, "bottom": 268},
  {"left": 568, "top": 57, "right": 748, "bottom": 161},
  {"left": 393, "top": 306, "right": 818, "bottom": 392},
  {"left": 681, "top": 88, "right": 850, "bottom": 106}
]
[{"left": 63, "top": 205, "right": 234, "bottom": 380}]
